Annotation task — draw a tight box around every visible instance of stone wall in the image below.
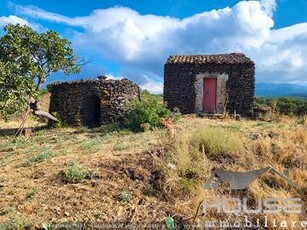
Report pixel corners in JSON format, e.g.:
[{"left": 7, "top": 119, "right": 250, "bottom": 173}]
[
  {"left": 164, "top": 63, "right": 255, "bottom": 115},
  {"left": 48, "top": 78, "right": 140, "bottom": 127}
]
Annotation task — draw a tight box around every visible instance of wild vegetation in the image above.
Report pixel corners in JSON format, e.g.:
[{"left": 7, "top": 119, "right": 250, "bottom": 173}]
[
  {"left": 124, "top": 90, "right": 174, "bottom": 132},
  {"left": 0, "top": 24, "right": 82, "bottom": 136},
  {"left": 255, "top": 97, "right": 307, "bottom": 116},
  {"left": 0, "top": 95, "right": 306, "bottom": 229}
]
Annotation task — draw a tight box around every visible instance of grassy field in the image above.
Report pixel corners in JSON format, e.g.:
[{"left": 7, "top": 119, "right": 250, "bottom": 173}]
[{"left": 0, "top": 114, "right": 306, "bottom": 229}]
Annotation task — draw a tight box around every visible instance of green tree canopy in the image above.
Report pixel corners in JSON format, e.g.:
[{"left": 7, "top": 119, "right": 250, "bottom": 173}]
[{"left": 0, "top": 24, "right": 81, "bottom": 122}]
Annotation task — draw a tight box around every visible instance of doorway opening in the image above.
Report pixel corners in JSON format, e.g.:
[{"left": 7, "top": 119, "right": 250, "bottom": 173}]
[{"left": 81, "top": 95, "right": 101, "bottom": 127}]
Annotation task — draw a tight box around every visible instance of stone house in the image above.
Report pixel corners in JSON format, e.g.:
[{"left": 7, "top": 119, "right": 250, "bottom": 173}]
[
  {"left": 163, "top": 53, "right": 255, "bottom": 115},
  {"left": 48, "top": 78, "right": 140, "bottom": 127}
]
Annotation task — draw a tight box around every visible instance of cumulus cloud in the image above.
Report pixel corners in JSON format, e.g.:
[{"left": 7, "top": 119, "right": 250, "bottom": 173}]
[
  {"left": 11, "top": 0, "right": 307, "bottom": 92},
  {"left": 260, "top": 0, "right": 277, "bottom": 17},
  {"left": 140, "top": 80, "right": 163, "bottom": 94}
]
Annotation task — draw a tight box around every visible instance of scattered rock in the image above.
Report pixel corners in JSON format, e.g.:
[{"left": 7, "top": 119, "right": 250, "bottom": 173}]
[
  {"left": 91, "top": 181, "right": 98, "bottom": 187},
  {"left": 271, "top": 143, "right": 281, "bottom": 155},
  {"left": 249, "top": 132, "right": 262, "bottom": 140},
  {"left": 138, "top": 198, "right": 145, "bottom": 205},
  {"left": 268, "top": 131, "right": 280, "bottom": 139},
  {"left": 235, "top": 114, "right": 242, "bottom": 121},
  {"left": 123, "top": 168, "right": 143, "bottom": 181},
  {"left": 31, "top": 171, "right": 45, "bottom": 179},
  {"left": 41, "top": 223, "right": 48, "bottom": 230},
  {"left": 149, "top": 170, "right": 164, "bottom": 192},
  {"left": 167, "top": 163, "right": 176, "bottom": 170},
  {"left": 55, "top": 206, "right": 61, "bottom": 215},
  {"left": 147, "top": 146, "right": 168, "bottom": 158},
  {"left": 282, "top": 151, "right": 306, "bottom": 169},
  {"left": 209, "top": 153, "right": 237, "bottom": 164}
]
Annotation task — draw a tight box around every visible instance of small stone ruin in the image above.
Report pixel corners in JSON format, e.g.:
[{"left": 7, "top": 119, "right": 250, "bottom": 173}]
[{"left": 48, "top": 78, "right": 140, "bottom": 127}]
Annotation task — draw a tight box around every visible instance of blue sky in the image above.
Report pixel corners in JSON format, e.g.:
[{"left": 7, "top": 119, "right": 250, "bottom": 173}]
[{"left": 0, "top": 0, "right": 307, "bottom": 93}]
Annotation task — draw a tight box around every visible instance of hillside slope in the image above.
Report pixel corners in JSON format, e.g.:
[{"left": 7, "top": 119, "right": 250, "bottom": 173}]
[
  {"left": 0, "top": 116, "right": 306, "bottom": 229},
  {"left": 256, "top": 83, "right": 307, "bottom": 98}
]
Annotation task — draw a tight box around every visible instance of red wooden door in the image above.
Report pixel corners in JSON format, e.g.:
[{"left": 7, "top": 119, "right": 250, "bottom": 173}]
[{"left": 203, "top": 78, "right": 217, "bottom": 112}]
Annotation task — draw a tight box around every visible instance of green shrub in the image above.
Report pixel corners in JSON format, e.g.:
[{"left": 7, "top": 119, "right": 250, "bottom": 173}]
[
  {"left": 44, "top": 221, "right": 87, "bottom": 230},
  {"left": 0, "top": 206, "right": 15, "bottom": 216},
  {"left": 117, "top": 191, "right": 131, "bottom": 203},
  {"left": 20, "top": 150, "right": 55, "bottom": 167},
  {"left": 0, "top": 217, "right": 29, "bottom": 230},
  {"left": 255, "top": 97, "right": 307, "bottom": 116},
  {"left": 144, "top": 185, "right": 159, "bottom": 196},
  {"left": 97, "top": 124, "right": 121, "bottom": 135},
  {"left": 296, "top": 116, "right": 305, "bottom": 125},
  {"left": 125, "top": 90, "right": 172, "bottom": 132},
  {"left": 276, "top": 97, "right": 307, "bottom": 115},
  {"left": 25, "top": 189, "right": 37, "bottom": 200},
  {"left": 49, "top": 112, "right": 63, "bottom": 128},
  {"left": 11, "top": 137, "right": 32, "bottom": 149},
  {"left": 60, "top": 161, "right": 93, "bottom": 183},
  {"left": 79, "top": 135, "right": 101, "bottom": 152}
]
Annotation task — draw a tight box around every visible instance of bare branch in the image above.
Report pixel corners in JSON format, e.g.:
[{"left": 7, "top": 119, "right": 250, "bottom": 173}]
[
  {"left": 41, "top": 60, "right": 48, "bottom": 67},
  {"left": 76, "top": 55, "right": 93, "bottom": 67},
  {"left": 34, "top": 110, "right": 58, "bottom": 121}
]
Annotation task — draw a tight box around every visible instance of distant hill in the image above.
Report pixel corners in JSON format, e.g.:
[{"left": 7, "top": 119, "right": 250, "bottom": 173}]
[{"left": 256, "top": 83, "right": 307, "bottom": 98}]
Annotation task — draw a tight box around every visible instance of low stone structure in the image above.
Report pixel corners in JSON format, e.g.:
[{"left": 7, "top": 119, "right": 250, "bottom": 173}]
[
  {"left": 164, "top": 53, "right": 255, "bottom": 115},
  {"left": 48, "top": 78, "right": 140, "bottom": 127}
]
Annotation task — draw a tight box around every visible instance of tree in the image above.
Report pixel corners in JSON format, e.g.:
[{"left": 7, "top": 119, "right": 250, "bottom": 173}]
[{"left": 0, "top": 24, "right": 81, "bottom": 134}]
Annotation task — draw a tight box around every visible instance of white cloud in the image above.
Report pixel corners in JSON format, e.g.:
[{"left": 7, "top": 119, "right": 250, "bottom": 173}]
[
  {"left": 0, "top": 15, "right": 30, "bottom": 27},
  {"left": 11, "top": 4, "right": 74, "bottom": 25},
  {"left": 260, "top": 0, "right": 277, "bottom": 17},
  {"left": 0, "top": 15, "right": 44, "bottom": 31},
  {"left": 104, "top": 74, "right": 121, "bottom": 80},
  {"left": 140, "top": 78, "right": 164, "bottom": 95},
  {"left": 11, "top": 0, "right": 307, "bottom": 93}
]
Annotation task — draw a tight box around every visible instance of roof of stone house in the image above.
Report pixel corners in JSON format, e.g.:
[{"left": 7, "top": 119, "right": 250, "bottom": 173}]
[
  {"left": 166, "top": 53, "right": 254, "bottom": 65},
  {"left": 48, "top": 78, "right": 132, "bottom": 87},
  {"left": 47, "top": 78, "right": 138, "bottom": 91}
]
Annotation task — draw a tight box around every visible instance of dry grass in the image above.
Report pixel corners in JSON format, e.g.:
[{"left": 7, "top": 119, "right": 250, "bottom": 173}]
[
  {"left": 0, "top": 115, "right": 306, "bottom": 229},
  {"left": 156, "top": 116, "right": 306, "bottom": 228}
]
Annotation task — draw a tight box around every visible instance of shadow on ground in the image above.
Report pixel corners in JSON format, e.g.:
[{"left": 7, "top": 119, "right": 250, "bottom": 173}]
[{"left": 0, "top": 126, "right": 48, "bottom": 137}]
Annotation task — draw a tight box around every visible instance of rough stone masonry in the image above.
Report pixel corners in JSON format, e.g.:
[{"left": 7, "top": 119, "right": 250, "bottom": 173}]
[
  {"left": 163, "top": 53, "right": 255, "bottom": 115},
  {"left": 48, "top": 78, "right": 140, "bottom": 127}
]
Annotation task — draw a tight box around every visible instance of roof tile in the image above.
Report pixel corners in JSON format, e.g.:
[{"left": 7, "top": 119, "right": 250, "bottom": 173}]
[{"left": 166, "top": 53, "right": 253, "bottom": 64}]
